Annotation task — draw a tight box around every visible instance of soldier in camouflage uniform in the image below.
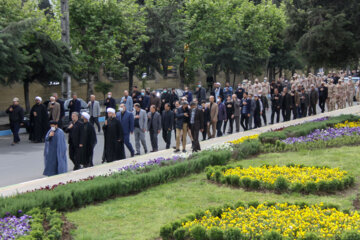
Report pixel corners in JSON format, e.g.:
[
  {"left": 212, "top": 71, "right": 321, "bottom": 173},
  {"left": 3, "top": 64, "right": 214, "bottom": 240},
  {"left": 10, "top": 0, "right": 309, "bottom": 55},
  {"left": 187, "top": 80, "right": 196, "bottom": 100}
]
[
  {"left": 346, "top": 78, "right": 355, "bottom": 107},
  {"left": 326, "top": 79, "right": 336, "bottom": 111}
]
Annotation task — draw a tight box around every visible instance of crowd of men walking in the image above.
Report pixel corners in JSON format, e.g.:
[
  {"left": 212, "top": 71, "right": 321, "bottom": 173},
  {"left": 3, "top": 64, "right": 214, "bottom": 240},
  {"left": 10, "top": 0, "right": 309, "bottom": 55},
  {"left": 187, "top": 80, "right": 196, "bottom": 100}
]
[{"left": 5, "top": 71, "right": 360, "bottom": 176}]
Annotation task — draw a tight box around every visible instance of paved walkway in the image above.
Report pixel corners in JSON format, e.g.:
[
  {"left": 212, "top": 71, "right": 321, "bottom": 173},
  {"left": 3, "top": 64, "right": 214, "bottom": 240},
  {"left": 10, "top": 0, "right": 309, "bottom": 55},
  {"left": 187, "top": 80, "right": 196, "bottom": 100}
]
[{"left": 1, "top": 105, "right": 360, "bottom": 197}]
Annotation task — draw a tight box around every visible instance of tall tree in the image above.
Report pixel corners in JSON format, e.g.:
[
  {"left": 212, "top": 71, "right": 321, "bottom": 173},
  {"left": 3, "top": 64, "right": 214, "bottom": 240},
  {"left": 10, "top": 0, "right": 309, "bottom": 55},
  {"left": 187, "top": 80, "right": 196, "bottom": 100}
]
[
  {"left": 0, "top": 22, "right": 75, "bottom": 112},
  {"left": 69, "top": 0, "right": 125, "bottom": 99},
  {"left": 286, "top": 0, "right": 360, "bottom": 68}
]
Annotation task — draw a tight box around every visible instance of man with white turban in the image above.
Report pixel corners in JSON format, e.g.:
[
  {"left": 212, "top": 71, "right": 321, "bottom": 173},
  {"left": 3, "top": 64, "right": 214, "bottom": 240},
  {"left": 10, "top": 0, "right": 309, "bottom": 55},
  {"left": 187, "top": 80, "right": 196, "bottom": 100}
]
[
  {"left": 80, "top": 112, "right": 97, "bottom": 167},
  {"left": 102, "top": 108, "right": 125, "bottom": 162},
  {"left": 29, "top": 96, "right": 49, "bottom": 143}
]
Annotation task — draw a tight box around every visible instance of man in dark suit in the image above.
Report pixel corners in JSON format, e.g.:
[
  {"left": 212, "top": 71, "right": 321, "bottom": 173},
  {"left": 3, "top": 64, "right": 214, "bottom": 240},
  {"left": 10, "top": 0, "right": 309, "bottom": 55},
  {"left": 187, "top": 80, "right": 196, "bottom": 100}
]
[
  {"left": 68, "top": 93, "right": 81, "bottom": 121},
  {"left": 195, "top": 81, "right": 207, "bottom": 104},
  {"left": 189, "top": 102, "right": 204, "bottom": 152},
  {"left": 281, "top": 87, "right": 292, "bottom": 121},
  {"left": 148, "top": 105, "right": 162, "bottom": 152},
  {"left": 116, "top": 103, "right": 135, "bottom": 157},
  {"left": 162, "top": 103, "right": 174, "bottom": 149},
  {"left": 65, "top": 112, "right": 83, "bottom": 170},
  {"left": 210, "top": 82, "right": 224, "bottom": 100},
  {"left": 104, "top": 92, "right": 116, "bottom": 111},
  {"left": 271, "top": 88, "right": 282, "bottom": 124}
]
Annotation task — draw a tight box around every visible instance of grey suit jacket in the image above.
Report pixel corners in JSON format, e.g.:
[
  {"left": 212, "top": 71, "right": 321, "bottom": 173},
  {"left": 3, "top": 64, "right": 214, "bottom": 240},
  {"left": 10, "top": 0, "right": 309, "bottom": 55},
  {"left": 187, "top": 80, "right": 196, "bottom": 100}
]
[
  {"left": 133, "top": 109, "right": 147, "bottom": 131},
  {"left": 88, "top": 101, "right": 101, "bottom": 117},
  {"left": 147, "top": 111, "right": 162, "bottom": 132}
]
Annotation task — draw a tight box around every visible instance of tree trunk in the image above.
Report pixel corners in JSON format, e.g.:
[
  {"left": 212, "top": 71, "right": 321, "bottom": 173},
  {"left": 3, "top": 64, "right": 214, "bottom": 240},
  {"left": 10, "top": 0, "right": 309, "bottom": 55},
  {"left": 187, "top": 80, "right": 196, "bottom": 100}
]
[
  {"left": 279, "top": 68, "right": 283, "bottom": 78},
  {"left": 225, "top": 68, "right": 230, "bottom": 83},
  {"left": 213, "top": 64, "right": 218, "bottom": 83},
  {"left": 23, "top": 81, "right": 30, "bottom": 113},
  {"left": 128, "top": 65, "right": 134, "bottom": 91},
  {"left": 179, "top": 61, "right": 185, "bottom": 88},
  {"left": 232, "top": 73, "right": 236, "bottom": 89},
  {"left": 87, "top": 74, "right": 95, "bottom": 101},
  {"left": 162, "top": 58, "right": 168, "bottom": 77}
]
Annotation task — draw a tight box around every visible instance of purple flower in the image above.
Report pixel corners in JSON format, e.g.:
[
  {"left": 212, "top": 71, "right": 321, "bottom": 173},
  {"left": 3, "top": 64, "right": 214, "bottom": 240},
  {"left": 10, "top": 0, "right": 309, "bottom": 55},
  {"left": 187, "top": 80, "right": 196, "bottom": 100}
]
[
  {"left": 117, "top": 155, "right": 186, "bottom": 172},
  {"left": 282, "top": 127, "right": 360, "bottom": 144},
  {"left": 0, "top": 213, "right": 32, "bottom": 239}
]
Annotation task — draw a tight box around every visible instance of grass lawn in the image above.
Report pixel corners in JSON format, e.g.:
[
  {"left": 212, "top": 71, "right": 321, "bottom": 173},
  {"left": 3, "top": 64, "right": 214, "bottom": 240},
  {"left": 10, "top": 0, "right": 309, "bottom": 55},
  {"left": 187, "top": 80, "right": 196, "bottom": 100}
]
[{"left": 66, "top": 146, "right": 360, "bottom": 240}]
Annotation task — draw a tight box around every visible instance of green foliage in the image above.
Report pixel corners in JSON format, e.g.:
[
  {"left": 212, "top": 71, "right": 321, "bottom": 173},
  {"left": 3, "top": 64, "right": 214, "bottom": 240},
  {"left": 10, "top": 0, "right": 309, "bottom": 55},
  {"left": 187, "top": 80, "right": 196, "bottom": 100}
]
[
  {"left": 94, "top": 81, "right": 113, "bottom": 100},
  {"left": 262, "top": 231, "right": 283, "bottom": 240},
  {"left": 190, "top": 225, "right": 208, "bottom": 240},
  {"left": 224, "top": 228, "right": 244, "bottom": 240},
  {"left": 274, "top": 176, "right": 289, "bottom": 193},
  {"left": 301, "top": 232, "right": 320, "bottom": 240},
  {"left": 0, "top": 150, "right": 231, "bottom": 217},
  {"left": 18, "top": 208, "right": 63, "bottom": 240},
  {"left": 208, "top": 227, "right": 224, "bottom": 240},
  {"left": 286, "top": 0, "right": 360, "bottom": 68},
  {"left": 341, "top": 231, "right": 360, "bottom": 240}
]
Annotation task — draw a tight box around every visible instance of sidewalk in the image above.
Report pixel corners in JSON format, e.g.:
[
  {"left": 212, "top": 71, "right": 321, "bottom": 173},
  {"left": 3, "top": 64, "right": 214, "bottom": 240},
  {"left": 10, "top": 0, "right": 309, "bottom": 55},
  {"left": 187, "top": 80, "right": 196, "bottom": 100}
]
[{"left": 1, "top": 105, "right": 360, "bottom": 197}]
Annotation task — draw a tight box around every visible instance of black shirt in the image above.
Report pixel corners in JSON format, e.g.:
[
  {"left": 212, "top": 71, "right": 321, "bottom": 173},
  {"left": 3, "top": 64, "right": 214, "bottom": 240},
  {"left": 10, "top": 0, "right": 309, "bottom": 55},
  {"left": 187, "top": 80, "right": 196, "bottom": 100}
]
[{"left": 134, "top": 111, "right": 140, "bottom": 128}]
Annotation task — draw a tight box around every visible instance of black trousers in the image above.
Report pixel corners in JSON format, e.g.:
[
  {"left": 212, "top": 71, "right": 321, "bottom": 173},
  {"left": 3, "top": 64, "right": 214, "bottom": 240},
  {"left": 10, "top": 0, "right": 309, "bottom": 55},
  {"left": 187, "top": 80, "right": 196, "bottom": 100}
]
[
  {"left": 300, "top": 104, "right": 307, "bottom": 118},
  {"left": 309, "top": 103, "right": 317, "bottom": 116},
  {"left": 319, "top": 98, "right": 326, "bottom": 113},
  {"left": 271, "top": 108, "right": 280, "bottom": 124},
  {"left": 69, "top": 144, "right": 81, "bottom": 170},
  {"left": 261, "top": 112, "right": 267, "bottom": 125},
  {"left": 149, "top": 129, "right": 158, "bottom": 151},
  {"left": 202, "top": 122, "right": 208, "bottom": 140},
  {"left": 90, "top": 116, "right": 101, "bottom": 132},
  {"left": 10, "top": 122, "right": 20, "bottom": 143},
  {"left": 162, "top": 129, "right": 172, "bottom": 149},
  {"left": 216, "top": 120, "right": 223, "bottom": 137},
  {"left": 292, "top": 106, "right": 297, "bottom": 120},
  {"left": 240, "top": 114, "right": 249, "bottom": 131},
  {"left": 190, "top": 124, "right": 201, "bottom": 152},
  {"left": 223, "top": 118, "right": 234, "bottom": 133},
  {"left": 254, "top": 113, "right": 261, "bottom": 129},
  {"left": 282, "top": 108, "right": 291, "bottom": 121}
]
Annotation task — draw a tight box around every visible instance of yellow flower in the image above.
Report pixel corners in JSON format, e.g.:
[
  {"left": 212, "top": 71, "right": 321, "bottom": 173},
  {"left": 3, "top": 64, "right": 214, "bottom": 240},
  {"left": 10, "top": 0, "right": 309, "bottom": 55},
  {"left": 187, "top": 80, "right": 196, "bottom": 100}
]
[
  {"left": 182, "top": 203, "right": 360, "bottom": 239},
  {"left": 334, "top": 120, "right": 360, "bottom": 128},
  {"left": 221, "top": 165, "right": 348, "bottom": 185},
  {"left": 228, "top": 134, "right": 259, "bottom": 145}
]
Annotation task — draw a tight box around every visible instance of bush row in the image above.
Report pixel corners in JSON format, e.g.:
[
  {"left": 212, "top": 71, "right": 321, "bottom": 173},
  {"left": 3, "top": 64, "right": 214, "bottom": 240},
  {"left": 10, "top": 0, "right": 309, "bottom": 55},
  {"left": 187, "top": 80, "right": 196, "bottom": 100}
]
[
  {"left": 259, "top": 114, "right": 360, "bottom": 143},
  {"left": 205, "top": 164, "right": 355, "bottom": 194},
  {"left": 18, "top": 208, "right": 63, "bottom": 240},
  {"left": 0, "top": 150, "right": 232, "bottom": 217},
  {"left": 160, "top": 201, "right": 356, "bottom": 240}
]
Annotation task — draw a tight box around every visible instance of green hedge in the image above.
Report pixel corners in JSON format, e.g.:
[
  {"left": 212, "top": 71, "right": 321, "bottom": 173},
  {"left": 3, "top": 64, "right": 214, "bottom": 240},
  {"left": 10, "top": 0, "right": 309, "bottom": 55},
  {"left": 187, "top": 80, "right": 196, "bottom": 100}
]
[
  {"left": 205, "top": 164, "right": 355, "bottom": 194},
  {"left": 259, "top": 115, "right": 360, "bottom": 144},
  {"left": 160, "top": 201, "right": 354, "bottom": 240},
  {"left": 0, "top": 150, "right": 231, "bottom": 217},
  {"left": 18, "top": 208, "right": 63, "bottom": 240}
]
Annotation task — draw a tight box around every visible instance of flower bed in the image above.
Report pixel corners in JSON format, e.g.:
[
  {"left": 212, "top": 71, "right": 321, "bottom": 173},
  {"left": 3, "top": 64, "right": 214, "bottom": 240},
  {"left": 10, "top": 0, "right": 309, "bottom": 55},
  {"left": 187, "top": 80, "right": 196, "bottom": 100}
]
[
  {"left": 1, "top": 208, "right": 63, "bottom": 240},
  {"left": 0, "top": 211, "right": 31, "bottom": 239},
  {"left": 259, "top": 114, "right": 360, "bottom": 144},
  {"left": 282, "top": 127, "right": 360, "bottom": 144},
  {"left": 227, "top": 134, "right": 259, "bottom": 145},
  {"left": 335, "top": 120, "right": 360, "bottom": 128},
  {"left": 161, "top": 202, "right": 360, "bottom": 240},
  {"left": 206, "top": 164, "right": 354, "bottom": 194}
]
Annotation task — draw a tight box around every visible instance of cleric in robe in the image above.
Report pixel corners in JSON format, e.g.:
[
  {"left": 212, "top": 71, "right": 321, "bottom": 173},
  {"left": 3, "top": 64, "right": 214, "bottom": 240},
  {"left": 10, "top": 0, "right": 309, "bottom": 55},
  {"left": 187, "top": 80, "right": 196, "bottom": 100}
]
[
  {"left": 29, "top": 96, "right": 49, "bottom": 143},
  {"left": 43, "top": 121, "right": 68, "bottom": 176},
  {"left": 80, "top": 112, "right": 97, "bottom": 167},
  {"left": 102, "top": 108, "right": 125, "bottom": 162}
]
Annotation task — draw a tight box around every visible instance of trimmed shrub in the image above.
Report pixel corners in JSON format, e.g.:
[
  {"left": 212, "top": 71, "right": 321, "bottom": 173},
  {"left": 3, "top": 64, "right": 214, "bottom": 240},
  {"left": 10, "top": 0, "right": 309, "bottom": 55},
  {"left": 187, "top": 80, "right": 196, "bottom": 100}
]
[
  {"left": 274, "top": 176, "right": 288, "bottom": 192},
  {"left": 174, "top": 228, "right": 187, "bottom": 240},
  {"left": 301, "top": 232, "right": 320, "bottom": 240},
  {"left": 341, "top": 231, "right": 360, "bottom": 240},
  {"left": 262, "top": 231, "right": 283, "bottom": 240},
  {"left": 190, "top": 225, "right": 208, "bottom": 240},
  {"left": 224, "top": 228, "right": 244, "bottom": 240},
  {"left": 208, "top": 227, "right": 224, "bottom": 240}
]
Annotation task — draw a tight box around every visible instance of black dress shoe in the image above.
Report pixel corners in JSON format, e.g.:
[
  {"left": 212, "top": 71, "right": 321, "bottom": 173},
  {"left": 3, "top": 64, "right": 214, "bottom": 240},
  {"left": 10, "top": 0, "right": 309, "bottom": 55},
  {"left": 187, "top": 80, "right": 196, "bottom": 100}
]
[
  {"left": 182, "top": 149, "right": 187, "bottom": 153},
  {"left": 131, "top": 152, "right": 135, "bottom": 157},
  {"left": 174, "top": 149, "right": 180, "bottom": 153},
  {"left": 145, "top": 150, "right": 148, "bottom": 154},
  {"left": 135, "top": 153, "right": 140, "bottom": 156}
]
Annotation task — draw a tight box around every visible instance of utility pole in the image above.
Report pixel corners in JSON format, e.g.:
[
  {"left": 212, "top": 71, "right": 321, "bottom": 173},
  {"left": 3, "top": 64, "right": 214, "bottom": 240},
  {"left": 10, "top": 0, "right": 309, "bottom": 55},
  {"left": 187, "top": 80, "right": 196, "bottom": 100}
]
[{"left": 60, "top": 0, "right": 71, "bottom": 98}]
